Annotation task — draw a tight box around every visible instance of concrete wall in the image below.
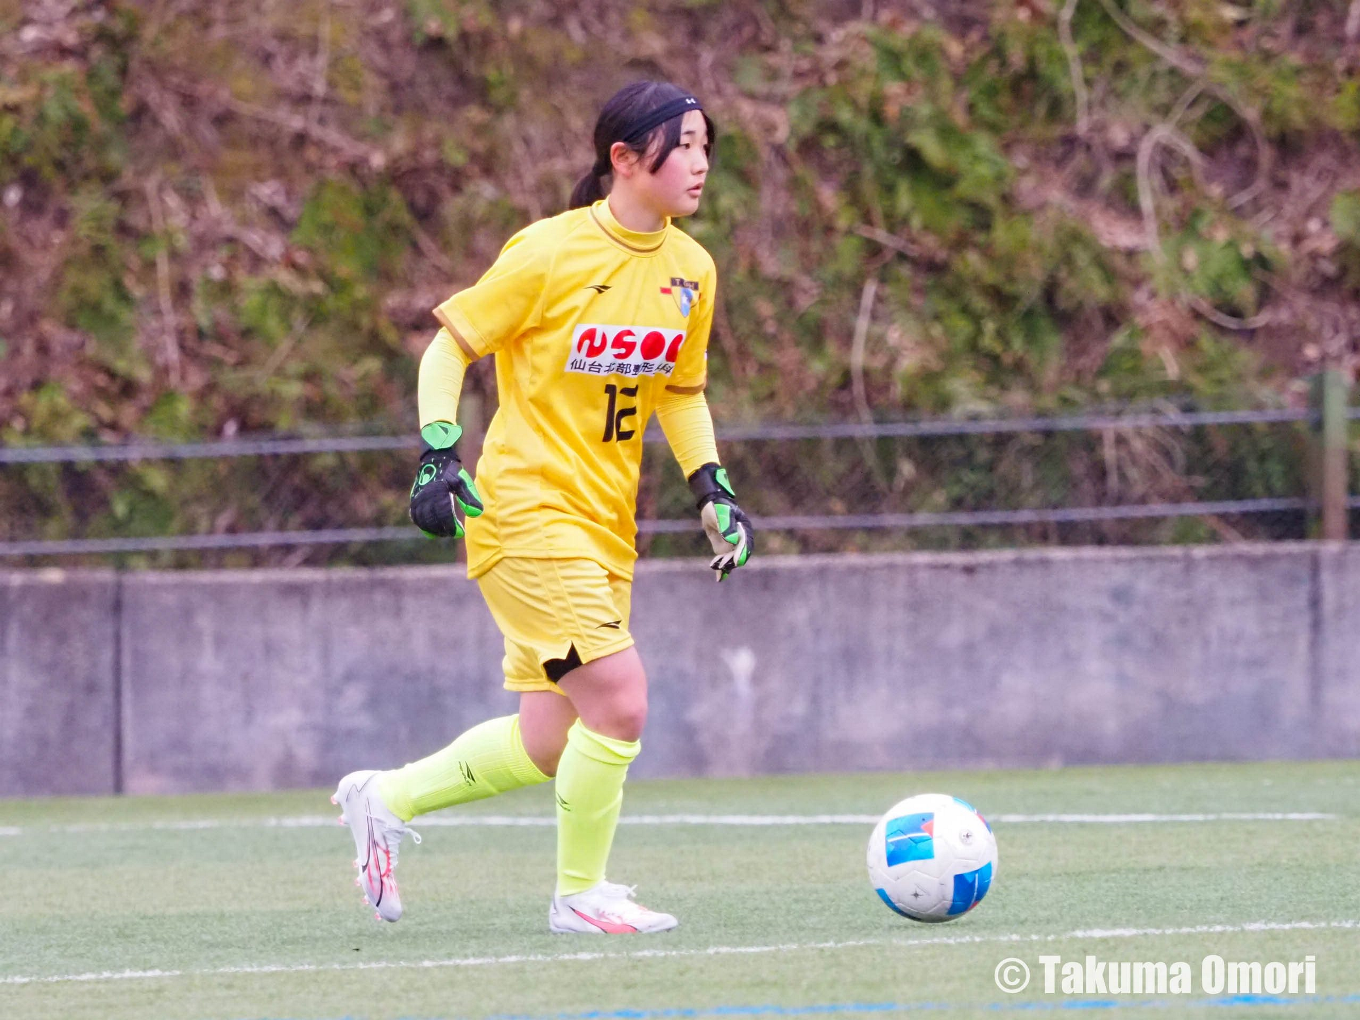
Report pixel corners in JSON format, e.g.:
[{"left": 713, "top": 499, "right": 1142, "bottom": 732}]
[
  {"left": 0, "top": 571, "right": 119, "bottom": 796},
  {"left": 2, "top": 544, "right": 1356, "bottom": 796},
  {"left": 119, "top": 568, "right": 508, "bottom": 794}
]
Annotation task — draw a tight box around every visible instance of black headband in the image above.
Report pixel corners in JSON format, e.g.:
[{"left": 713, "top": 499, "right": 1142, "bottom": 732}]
[{"left": 621, "top": 94, "right": 702, "bottom": 143}]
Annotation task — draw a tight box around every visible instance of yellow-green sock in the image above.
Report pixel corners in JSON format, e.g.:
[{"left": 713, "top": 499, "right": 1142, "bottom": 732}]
[
  {"left": 379, "top": 714, "right": 549, "bottom": 822},
  {"left": 554, "top": 720, "right": 640, "bottom": 896}
]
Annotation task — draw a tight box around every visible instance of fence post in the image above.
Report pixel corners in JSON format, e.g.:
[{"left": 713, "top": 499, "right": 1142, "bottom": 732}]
[{"left": 1312, "top": 368, "right": 1349, "bottom": 541}]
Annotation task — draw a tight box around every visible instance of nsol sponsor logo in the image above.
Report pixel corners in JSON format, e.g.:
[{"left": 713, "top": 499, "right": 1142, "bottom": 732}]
[{"left": 565, "top": 324, "right": 686, "bottom": 378}]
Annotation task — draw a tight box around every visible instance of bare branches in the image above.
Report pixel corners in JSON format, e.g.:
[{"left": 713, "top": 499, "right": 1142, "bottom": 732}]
[
  {"left": 1093, "top": 1, "right": 1276, "bottom": 331},
  {"left": 1136, "top": 81, "right": 1209, "bottom": 255},
  {"left": 1135, "top": 126, "right": 1196, "bottom": 253},
  {"left": 410, "top": 221, "right": 454, "bottom": 278},
  {"left": 310, "top": 0, "right": 332, "bottom": 123},
  {"left": 854, "top": 224, "right": 947, "bottom": 266},
  {"left": 1185, "top": 296, "right": 1272, "bottom": 332},
  {"left": 1213, "top": 85, "right": 1270, "bottom": 210},
  {"left": 849, "top": 272, "right": 892, "bottom": 494},
  {"left": 1137, "top": 120, "right": 1273, "bottom": 331},
  {"left": 1094, "top": 0, "right": 1202, "bottom": 76},
  {"left": 850, "top": 274, "right": 879, "bottom": 429},
  {"left": 1167, "top": 80, "right": 1205, "bottom": 126},
  {"left": 1059, "top": 0, "right": 1090, "bottom": 135},
  {"left": 144, "top": 176, "right": 182, "bottom": 385},
  {"left": 855, "top": 224, "right": 922, "bottom": 259},
  {"left": 217, "top": 93, "right": 385, "bottom": 170},
  {"left": 1091, "top": 0, "right": 1270, "bottom": 212}
]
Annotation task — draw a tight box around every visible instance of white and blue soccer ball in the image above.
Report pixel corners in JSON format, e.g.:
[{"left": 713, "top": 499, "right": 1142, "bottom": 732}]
[{"left": 866, "top": 793, "right": 998, "bottom": 923}]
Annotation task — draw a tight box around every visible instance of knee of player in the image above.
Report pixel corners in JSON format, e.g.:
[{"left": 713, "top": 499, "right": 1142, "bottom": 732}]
[
  {"left": 600, "top": 695, "right": 648, "bottom": 742},
  {"left": 531, "top": 747, "right": 564, "bottom": 778}
]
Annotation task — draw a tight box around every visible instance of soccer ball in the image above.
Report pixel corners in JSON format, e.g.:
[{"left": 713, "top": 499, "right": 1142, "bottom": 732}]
[{"left": 866, "top": 793, "right": 998, "bottom": 923}]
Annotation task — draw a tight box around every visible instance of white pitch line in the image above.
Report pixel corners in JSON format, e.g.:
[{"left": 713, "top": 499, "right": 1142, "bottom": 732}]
[
  {"left": 2, "top": 919, "right": 1356, "bottom": 988},
  {"left": 990, "top": 812, "right": 1338, "bottom": 823},
  {"left": 0, "top": 811, "right": 1337, "bottom": 836}
]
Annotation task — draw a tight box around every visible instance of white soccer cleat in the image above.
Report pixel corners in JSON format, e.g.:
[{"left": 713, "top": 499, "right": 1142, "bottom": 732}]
[
  {"left": 332, "top": 770, "right": 419, "bottom": 922},
  {"left": 549, "top": 881, "right": 678, "bottom": 934}
]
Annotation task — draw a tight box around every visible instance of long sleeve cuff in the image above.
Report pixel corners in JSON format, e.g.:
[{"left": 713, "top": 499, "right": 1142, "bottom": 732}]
[
  {"left": 417, "top": 327, "right": 473, "bottom": 428},
  {"left": 654, "top": 389, "right": 720, "bottom": 479}
]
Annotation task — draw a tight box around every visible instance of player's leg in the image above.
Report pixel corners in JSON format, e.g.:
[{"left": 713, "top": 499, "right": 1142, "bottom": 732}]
[
  {"left": 333, "top": 566, "right": 561, "bottom": 922},
  {"left": 548, "top": 646, "right": 675, "bottom": 933},
  {"left": 553, "top": 644, "right": 648, "bottom": 888},
  {"left": 377, "top": 713, "right": 551, "bottom": 821},
  {"left": 545, "top": 569, "right": 677, "bottom": 934},
  {"left": 335, "top": 703, "right": 550, "bottom": 922},
  {"left": 518, "top": 688, "right": 578, "bottom": 776},
  {"left": 372, "top": 619, "right": 555, "bottom": 827},
  {"left": 335, "top": 688, "right": 551, "bottom": 922}
]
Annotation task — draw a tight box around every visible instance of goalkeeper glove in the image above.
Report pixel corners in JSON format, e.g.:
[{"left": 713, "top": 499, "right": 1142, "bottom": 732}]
[
  {"left": 409, "top": 421, "right": 484, "bottom": 539},
  {"left": 688, "top": 462, "right": 754, "bottom": 582}
]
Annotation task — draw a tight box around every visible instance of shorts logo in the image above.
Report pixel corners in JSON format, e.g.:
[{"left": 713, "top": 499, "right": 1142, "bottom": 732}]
[
  {"left": 566, "top": 324, "right": 686, "bottom": 377},
  {"left": 660, "top": 277, "right": 700, "bottom": 317}
]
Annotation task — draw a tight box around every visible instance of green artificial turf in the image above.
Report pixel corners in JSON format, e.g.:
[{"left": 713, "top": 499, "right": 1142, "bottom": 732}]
[{"left": 1, "top": 761, "right": 1357, "bottom": 1020}]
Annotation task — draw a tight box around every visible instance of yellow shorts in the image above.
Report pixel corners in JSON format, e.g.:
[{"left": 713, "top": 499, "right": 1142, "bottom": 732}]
[{"left": 477, "top": 557, "right": 635, "bottom": 695}]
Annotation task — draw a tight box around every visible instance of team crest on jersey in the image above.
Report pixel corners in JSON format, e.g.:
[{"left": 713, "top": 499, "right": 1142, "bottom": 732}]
[{"left": 660, "top": 277, "right": 700, "bottom": 317}]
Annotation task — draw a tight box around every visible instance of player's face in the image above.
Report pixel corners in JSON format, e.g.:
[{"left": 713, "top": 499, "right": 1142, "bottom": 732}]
[{"left": 639, "top": 110, "right": 709, "bottom": 220}]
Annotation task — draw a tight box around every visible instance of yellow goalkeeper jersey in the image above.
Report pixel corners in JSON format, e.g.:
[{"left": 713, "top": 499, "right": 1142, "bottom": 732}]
[{"left": 433, "top": 198, "right": 717, "bottom": 580}]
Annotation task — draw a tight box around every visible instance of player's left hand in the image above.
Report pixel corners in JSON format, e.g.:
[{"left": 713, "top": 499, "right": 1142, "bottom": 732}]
[
  {"left": 688, "top": 462, "right": 754, "bottom": 582},
  {"left": 409, "top": 421, "right": 484, "bottom": 539}
]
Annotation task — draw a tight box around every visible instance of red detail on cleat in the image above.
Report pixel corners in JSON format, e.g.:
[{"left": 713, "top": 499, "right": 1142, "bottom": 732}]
[
  {"left": 571, "top": 907, "right": 638, "bottom": 934},
  {"left": 330, "top": 796, "right": 337, "bottom": 805},
  {"left": 374, "top": 912, "right": 383, "bottom": 922}
]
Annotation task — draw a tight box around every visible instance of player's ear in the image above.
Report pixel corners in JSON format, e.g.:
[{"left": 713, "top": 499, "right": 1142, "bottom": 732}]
[{"left": 610, "top": 141, "right": 637, "bottom": 177}]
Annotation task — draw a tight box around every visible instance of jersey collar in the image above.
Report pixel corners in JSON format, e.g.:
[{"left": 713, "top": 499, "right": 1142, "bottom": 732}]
[{"left": 590, "top": 198, "right": 668, "bottom": 257}]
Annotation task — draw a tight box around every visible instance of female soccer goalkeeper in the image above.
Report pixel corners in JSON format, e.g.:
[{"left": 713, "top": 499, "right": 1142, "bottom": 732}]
[{"left": 333, "top": 81, "right": 753, "bottom": 934}]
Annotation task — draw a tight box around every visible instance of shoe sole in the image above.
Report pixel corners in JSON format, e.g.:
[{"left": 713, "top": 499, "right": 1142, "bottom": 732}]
[{"left": 549, "top": 904, "right": 678, "bottom": 934}]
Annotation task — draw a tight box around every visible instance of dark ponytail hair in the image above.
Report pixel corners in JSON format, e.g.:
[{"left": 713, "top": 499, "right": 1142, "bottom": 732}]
[{"left": 569, "top": 81, "right": 716, "bottom": 210}]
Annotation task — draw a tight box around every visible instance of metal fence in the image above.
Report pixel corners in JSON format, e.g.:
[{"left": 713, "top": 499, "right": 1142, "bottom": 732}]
[{"left": 1, "top": 394, "right": 1352, "bottom": 566}]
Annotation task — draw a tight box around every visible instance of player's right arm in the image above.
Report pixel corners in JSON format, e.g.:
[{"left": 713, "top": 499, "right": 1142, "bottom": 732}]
[
  {"left": 411, "top": 227, "right": 551, "bottom": 538},
  {"left": 409, "top": 329, "right": 484, "bottom": 538}
]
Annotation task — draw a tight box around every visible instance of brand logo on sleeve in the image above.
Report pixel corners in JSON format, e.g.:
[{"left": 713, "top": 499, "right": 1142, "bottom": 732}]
[{"left": 565, "top": 324, "right": 687, "bottom": 378}]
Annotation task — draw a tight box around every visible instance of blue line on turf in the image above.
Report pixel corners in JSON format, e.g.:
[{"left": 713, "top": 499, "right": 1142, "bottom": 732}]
[
  {"left": 483, "top": 996, "right": 1360, "bottom": 1017},
  {"left": 242, "top": 994, "right": 1360, "bottom": 1020}
]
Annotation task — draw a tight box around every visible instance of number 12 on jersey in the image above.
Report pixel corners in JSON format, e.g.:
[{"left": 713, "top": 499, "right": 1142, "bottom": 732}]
[{"left": 603, "top": 383, "right": 638, "bottom": 443}]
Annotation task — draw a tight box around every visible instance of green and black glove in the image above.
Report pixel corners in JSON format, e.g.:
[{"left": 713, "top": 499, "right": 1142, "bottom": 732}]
[
  {"left": 688, "top": 462, "right": 754, "bottom": 582},
  {"left": 409, "top": 421, "right": 484, "bottom": 539}
]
